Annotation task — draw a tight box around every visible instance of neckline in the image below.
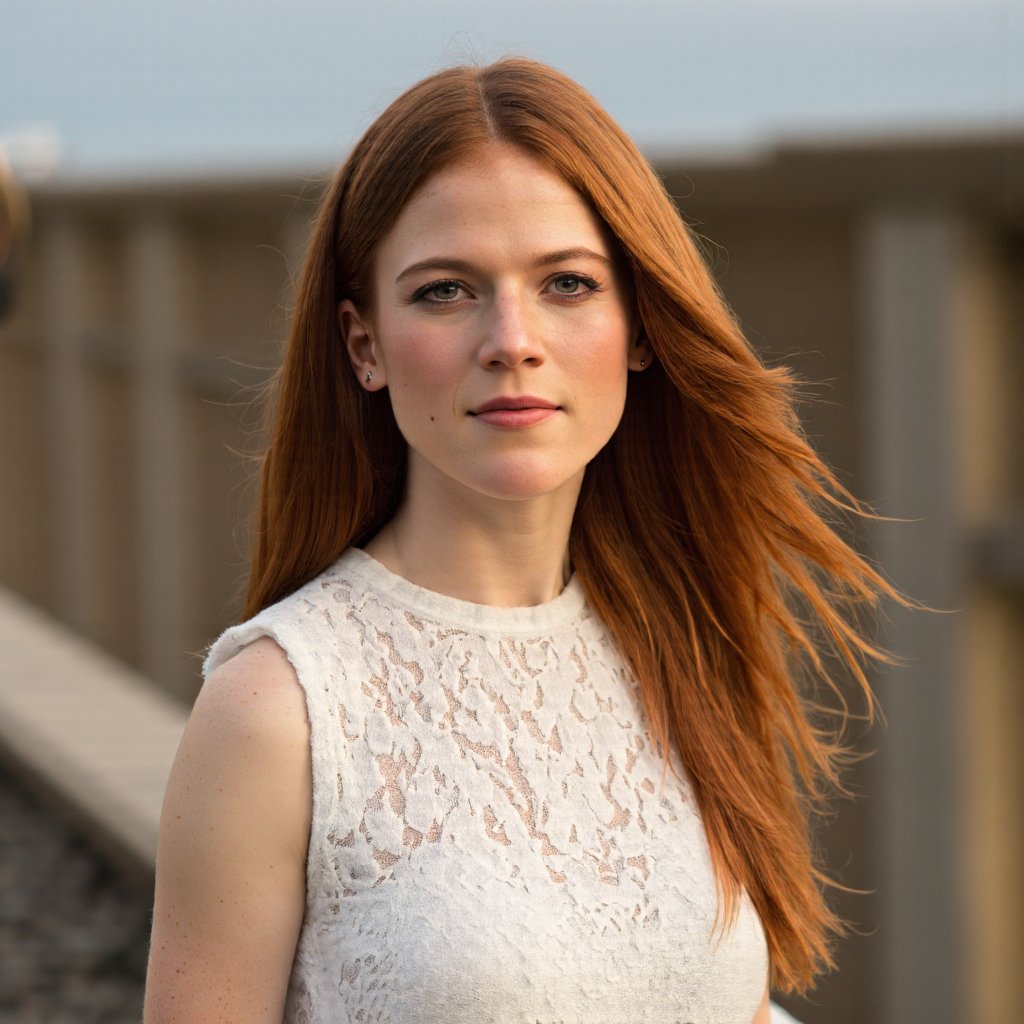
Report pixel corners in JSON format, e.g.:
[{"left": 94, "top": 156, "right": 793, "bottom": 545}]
[{"left": 329, "top": 546, "right": 587, "bottom": 635}]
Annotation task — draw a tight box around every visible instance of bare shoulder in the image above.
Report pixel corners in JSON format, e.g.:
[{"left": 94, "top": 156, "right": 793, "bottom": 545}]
[
  {"left": 144, "top": 636, "right": 312, "bottom": 1023},
  {"left": 176, "top": 633, "right": 313, "bottom": 860},
  {"left": 196, "top": 634, "right": 311, "bottom": 749},
  {"left": 199, "top": 635, "right": 308, "bottom": 728},
  {"left": 164, "top": 634, "right": 311, "bottom": 841}
]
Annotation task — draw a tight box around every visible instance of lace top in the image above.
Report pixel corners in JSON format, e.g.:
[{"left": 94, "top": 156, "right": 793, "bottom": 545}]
[{"left": 204, "top": 547, "right": 768, "bottom": 1023}]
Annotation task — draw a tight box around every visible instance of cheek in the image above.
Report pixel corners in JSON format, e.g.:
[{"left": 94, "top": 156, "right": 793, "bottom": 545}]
[
  {"left": 567, "top": 327, "right": 630, "bottom": 399},
  {"left": 562, "top": 324, "right": 631, "bottom": 440},
  {"left": 382, "top": 328, "right": 463, "bottom": 419}
]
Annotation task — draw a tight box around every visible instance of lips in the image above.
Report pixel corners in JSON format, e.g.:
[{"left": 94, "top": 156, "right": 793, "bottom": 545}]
[{"left": 470, "top": 395, "right": 560, "bottom": 415}]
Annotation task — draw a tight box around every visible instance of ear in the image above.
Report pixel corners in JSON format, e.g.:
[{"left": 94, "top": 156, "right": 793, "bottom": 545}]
[
  {"left": 628, "top": 329, "right": 654, "bottom": 372},
  {"left": 338, "top": 299, "right": 386, "bottom": 390}
]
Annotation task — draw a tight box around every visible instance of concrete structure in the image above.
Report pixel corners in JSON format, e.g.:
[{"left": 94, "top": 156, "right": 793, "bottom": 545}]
[
  {"left": 0, "top": 582, "right": 184, "bottom": 882},
  {"left": 0, "top": 131, "right": 1021, "bottom": 1023}
]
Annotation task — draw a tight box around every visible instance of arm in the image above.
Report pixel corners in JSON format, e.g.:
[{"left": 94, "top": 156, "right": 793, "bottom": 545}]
[
  {"left": 144, "top": 637, "right": 312, "bottom": 1024},
  {"left": 753, "top": 981, "right": 771, "bottom": 1023}
]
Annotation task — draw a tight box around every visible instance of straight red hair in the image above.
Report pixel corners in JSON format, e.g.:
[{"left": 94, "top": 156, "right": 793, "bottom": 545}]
[{"left": 246, "top": 57, "right": 901, "bottom": 992}]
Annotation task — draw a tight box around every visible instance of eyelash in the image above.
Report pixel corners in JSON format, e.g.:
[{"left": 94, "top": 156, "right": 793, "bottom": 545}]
[{"left": 411, "top": 272, "right": 604, "bottom": 306}]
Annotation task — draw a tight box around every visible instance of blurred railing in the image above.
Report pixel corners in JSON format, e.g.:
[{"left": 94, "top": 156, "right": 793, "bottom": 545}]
[{"left": 0, "top": 583, "right": 185, "bottom": 883}]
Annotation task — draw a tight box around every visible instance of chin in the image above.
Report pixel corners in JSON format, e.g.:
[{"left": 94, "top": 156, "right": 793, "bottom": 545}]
[{"left": 467, "top": 463, "right": 586, "bottom": 503}]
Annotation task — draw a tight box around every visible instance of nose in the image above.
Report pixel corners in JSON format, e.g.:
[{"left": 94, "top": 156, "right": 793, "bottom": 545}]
[{"left": 477, "top": 289, "right": 544, "bottom": 369}]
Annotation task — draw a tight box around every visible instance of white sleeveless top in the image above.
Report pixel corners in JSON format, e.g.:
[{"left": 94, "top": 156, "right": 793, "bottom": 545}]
[{"left": 204, "top": 547, "right": 769, "bottom": 1023}]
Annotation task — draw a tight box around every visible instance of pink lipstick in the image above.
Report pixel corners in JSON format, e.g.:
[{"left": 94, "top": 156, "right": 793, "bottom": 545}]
[{"left": 469, "top": 395, "right": 560, "bottom": 428}]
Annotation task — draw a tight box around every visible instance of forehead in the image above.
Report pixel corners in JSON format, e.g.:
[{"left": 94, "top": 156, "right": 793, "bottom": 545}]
[{"left": 376, "top": 145, "right": 612, "bottom": 271}]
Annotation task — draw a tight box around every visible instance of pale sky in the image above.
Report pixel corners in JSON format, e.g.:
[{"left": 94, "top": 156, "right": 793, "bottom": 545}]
[{"left": 2, "top": 0, "right": 1021, "bottom": 177}]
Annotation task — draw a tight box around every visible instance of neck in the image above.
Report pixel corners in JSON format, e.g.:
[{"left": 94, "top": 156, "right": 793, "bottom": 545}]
[{"left": 362, "top": 463, "right": 581, "bottom": 608}]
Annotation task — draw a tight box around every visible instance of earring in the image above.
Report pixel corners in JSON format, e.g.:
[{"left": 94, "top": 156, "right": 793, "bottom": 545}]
[
  {"left": 365, "top": 371, "right": 372, "bottom": 383},
  {"left": 639, "top": 359, "right": 647, "bottom": 368}
]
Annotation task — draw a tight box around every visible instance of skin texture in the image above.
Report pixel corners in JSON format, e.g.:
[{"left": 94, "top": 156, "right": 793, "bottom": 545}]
[{"left": 144, "top": 143, "right": 774, "bottom": 1022}]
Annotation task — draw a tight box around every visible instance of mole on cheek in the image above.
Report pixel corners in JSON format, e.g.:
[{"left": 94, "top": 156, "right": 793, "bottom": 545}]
[{"left": 430, "top": 416, "right": 435, "bottom": 422}]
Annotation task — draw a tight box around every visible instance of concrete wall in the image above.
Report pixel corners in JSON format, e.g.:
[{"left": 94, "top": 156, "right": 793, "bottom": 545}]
[{"left": 0, "top": 178, "right": 317, "bottom": 696}]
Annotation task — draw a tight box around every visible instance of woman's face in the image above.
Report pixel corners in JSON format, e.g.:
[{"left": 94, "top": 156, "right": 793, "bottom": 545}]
[{"left": 339, "top": 144, "right": 648, "bottom": 507}]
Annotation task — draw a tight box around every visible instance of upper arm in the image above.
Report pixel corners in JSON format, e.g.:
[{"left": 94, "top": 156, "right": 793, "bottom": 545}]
[
  {"left": 753, "top": 981, "right": 771, "bottom": 1024},
  {"left": 144, "top": 637, "right": 312, "bottom": 1024}
]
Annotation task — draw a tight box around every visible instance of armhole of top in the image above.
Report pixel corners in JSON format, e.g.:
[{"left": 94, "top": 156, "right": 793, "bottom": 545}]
[{"left": 203, "top": 616, "right": 337, "bottom": 915}]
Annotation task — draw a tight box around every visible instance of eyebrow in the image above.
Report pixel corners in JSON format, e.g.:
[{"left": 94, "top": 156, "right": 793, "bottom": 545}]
[{"left": 394, "top": 247, "right": 614, "bottom": 285}]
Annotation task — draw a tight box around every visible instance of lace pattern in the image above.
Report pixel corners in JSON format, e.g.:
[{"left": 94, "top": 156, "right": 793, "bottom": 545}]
[{"left": 204, "top": 548, "right": 768, "bottom": 1023}]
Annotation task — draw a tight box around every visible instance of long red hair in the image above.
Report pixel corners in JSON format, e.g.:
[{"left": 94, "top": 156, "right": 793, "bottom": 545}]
[{"left": 246, "top": 58, "right": 900, "bottom": 992}]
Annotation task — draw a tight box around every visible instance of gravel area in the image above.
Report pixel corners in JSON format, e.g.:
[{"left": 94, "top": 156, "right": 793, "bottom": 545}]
[{"left": 0, "top": 763, "right": 151, "bottom": 1024}]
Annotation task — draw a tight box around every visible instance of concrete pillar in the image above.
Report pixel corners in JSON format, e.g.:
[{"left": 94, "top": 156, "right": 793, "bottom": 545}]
[
  {"left": 39, "top": 219, "right": 91, "bottom": 629},
  {"left": 282, "top": 205, "right": 314, "bottom": 290},
  {"left": 955, "top": 228, "right": 1024, "bottom": 1024},
  {"left": 859, "top": 209, "right": 968, "bottom": 1024},
  {"left": 126, "top": 216, "right": 187, "bottom": 695}
]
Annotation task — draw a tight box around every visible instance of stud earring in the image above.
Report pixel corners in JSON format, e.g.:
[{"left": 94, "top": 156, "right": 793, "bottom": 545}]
[
  {"left": 639, "top": 359, "right": 647, "bottom": 368},
  {"left": 365, "top": 371, "right": 372, "bottom": 383}
]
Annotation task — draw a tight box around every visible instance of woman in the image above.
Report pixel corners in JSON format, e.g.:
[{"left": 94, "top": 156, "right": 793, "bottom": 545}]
[{"left": 144, "top": 58, "right": 896, "bottom": 1024}]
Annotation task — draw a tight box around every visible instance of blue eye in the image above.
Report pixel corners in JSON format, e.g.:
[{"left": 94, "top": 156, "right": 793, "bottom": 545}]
[
  {"left": 550, "top": 273, "right": 600, "bottom": 298},
  {"left": 411, "top": 272, "right": 602, "bottom": 305},
  {"left": 414, "top": 279, "right": 464, "bottom": 304}
]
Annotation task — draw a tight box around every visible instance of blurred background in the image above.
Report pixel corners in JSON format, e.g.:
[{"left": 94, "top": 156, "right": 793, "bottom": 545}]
[{"left": 1, "top": 0, "right": 1021, "bottom": 1021}]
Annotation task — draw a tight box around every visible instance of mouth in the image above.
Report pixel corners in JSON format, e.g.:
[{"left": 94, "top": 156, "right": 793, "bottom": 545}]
[{"left": 469, "top": 395, "right": 560, "bottom": 415}]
